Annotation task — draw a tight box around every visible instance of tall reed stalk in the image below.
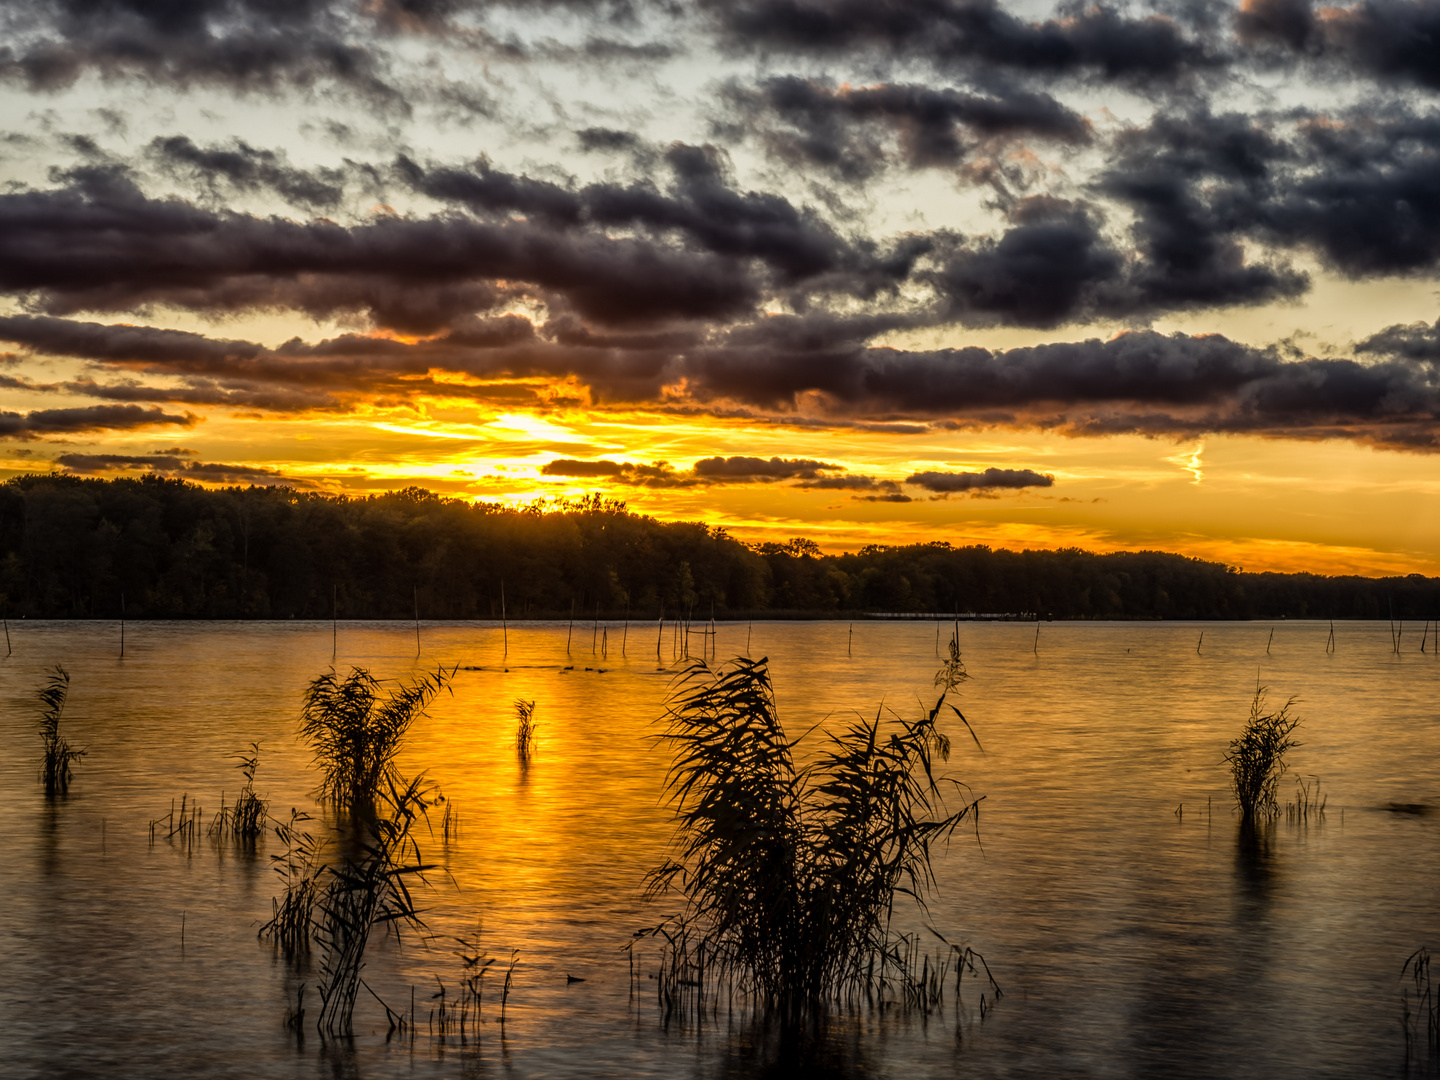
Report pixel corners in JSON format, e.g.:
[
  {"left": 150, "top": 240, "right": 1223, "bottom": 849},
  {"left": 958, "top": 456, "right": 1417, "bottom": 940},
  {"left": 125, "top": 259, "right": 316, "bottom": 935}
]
[
  {"left": 638, "top": 632, "right": 985, "bottom": 1020},
  {"left": 1224, "top": 687, "right": 1301, "bottom": 825},
  {"left": 299, "top": 665, "right": 452, "bottom": 814},
  {"left": 36, "top": 665, "right": 84, "bottom": 796}
]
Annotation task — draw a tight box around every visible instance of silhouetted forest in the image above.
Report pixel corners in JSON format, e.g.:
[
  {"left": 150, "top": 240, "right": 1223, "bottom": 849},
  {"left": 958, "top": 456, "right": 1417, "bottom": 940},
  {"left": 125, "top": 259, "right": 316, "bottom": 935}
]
[{"left": 2, "top": 474, "right": 1437, "bottom": 621}]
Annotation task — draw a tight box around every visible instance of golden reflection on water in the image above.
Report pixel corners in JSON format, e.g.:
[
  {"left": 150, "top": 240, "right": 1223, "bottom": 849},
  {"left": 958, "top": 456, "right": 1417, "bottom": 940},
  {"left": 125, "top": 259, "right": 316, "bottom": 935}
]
[{"left": 2, "top": 618, "right": 1440, "bottom": 1078}]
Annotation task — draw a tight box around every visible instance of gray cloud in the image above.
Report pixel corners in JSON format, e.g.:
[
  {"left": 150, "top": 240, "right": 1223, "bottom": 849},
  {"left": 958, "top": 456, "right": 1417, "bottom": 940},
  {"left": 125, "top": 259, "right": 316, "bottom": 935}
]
[{"left": 905, "top": 467, "right": 1054, "bottom": 493}]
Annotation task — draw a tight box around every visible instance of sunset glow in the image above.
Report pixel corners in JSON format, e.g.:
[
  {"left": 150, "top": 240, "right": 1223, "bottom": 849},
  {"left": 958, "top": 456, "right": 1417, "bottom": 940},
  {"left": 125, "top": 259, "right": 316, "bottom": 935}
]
[{"left": 2, "top": 0, "right": 1438, "bottom": 575}]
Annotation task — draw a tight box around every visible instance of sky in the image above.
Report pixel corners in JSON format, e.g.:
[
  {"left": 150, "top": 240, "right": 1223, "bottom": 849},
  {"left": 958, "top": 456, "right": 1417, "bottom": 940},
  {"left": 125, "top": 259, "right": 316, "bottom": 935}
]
[{"left": 0, "top": 0, "right": 1439, "bottom": 574}]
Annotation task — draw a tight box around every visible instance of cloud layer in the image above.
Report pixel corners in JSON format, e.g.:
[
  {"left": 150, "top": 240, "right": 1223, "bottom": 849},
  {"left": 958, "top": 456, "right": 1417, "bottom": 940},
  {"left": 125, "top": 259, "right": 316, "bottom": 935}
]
[{"left": 1, "top": 0, "right": 1438, "bottom": 459}]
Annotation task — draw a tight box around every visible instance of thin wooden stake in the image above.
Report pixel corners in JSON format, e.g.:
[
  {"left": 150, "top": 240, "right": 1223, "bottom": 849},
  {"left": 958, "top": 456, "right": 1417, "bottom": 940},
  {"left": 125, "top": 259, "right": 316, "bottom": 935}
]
[
  {"left": 1034, "top": 625, "right": 1039, "bottom": 656},
  {"left": 1267, "top": 627, "right": 1273, "bottom": 655},
  {"left": 1196, "top": 630, "right": 1203, "bottom": 654},
  {"left": 332, "top": 584, "right": 338, "bottom": 659},
  {"left": 414, "top": 586, "right": 421, "bottom": 657},
  {"left": 120, "top": 591, "right": 125, "bottom": 659},
  {"left": 848, "top": 624, "right": 853, "bottom": 657},
  {"left": 622, "top": 597, "right": 628, "bottom": 657},
  {"left": 501, "top": 580, "right": 508, "bottom": 656},
  {"left": 592, "top": 601, "right": 599, "bottom": 655},
  {"left": 567, "top": 599, "right": 574, "bottom": 655},
  {"left": 3, "top": 614, "right": 9, "bottom": 656},
  {"left": 656, "top": 609, "right": 663, "bottom": 663}
]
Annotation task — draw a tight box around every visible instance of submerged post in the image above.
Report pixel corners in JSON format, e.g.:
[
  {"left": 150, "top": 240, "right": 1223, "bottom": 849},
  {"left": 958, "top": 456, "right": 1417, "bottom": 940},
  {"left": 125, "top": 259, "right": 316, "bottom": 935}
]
[
  {"left": 501, "top": 580, "right": 508, "bottom": 656},
  {"left": 4, "top": 614, "right": 10, "bottom": 656},
  {"left": 414, "top": 585, "right": 421, "bottom": 657},
  {"left": 567, "top": 598, "right": 574, "bottom": 655},
  {"left": 656, "top": 607, "right": 663, "bottom": 663},
  {"left": 333, "top": 583, "right": 338, "bottom": 659},
  {"left": 622, "top": 597, "right": 629, "bottom": 657},
  {"left": 593, "top": 601, "right": 599, "bottom": 655},
  {"left": 1034, "top": 624, "right": 1039, "bottom": 656},
  {"left": 120, "top": 592, "right": 125, "bottom": 659}
]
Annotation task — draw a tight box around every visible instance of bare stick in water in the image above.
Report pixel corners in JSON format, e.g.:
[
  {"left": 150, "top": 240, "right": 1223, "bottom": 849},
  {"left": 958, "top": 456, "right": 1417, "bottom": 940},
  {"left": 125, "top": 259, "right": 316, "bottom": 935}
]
[
  {"left": 567, "top": 598, "right": 574, "bottom": 655},
  {"left": 1267, "top": 627, "right": 1273, "bottom": 655},
  {"left": 120, "top": 592, "right": 125, "bottom": 659},
  {"left": 413, "top": 586, "right": 421, "bottom": 657},
  {"left": 1034, "top": 625, "right": 1040, "bottom": 656},
  {"left": 1197, "top": 631, "right": 1203, "bottom": 654},
  {"left": 501, "top": 580, "right": 508, "bottom": 656}
]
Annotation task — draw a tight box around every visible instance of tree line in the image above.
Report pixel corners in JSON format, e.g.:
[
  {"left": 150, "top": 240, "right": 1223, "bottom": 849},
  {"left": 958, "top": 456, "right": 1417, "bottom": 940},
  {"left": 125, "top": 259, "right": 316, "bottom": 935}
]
[{"left": 2, "top": 474, "right": 1437, "bottom": 621}]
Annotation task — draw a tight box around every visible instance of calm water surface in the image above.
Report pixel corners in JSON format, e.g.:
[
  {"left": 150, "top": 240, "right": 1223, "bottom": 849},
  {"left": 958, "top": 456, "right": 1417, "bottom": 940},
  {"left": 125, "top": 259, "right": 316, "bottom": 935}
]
[{"left": 2, "top": 619, "right": 1439, "bottom": 1078}]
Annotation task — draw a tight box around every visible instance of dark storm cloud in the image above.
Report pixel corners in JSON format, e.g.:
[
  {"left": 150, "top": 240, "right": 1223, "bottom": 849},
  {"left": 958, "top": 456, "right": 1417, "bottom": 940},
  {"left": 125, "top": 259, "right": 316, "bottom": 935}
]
[
  {"left": 707, "top": 0, "right": 1223, "bottom": 84},
  {"left": 541, "top": 457, "right": 626, "bottom": 476},
  {"left": 542, "top": 455, "right": 848, "bottom": 486},
  {"left": 1355, "top": 318, "right": 1440, "bottom": 362},
  {"left": 0, "top": 165, "right": 762, "bottom": 331},
  {"left": 1098, "top": 107, "right": 1440, "bottom": 287},
  {"left": 148, "top": 136, "right": 347, "bottom": 211},
  {"left": 692, "top": 455, "right": 842, "bottom": 480},
  {"left": 5, "top": 310, "right": 1440, "bottom": 449},
  {"left": 906, "top": 467, "right": 1053, "bottom": 492},
  {"left": 0, "top": 403, "right": 196, "bottom": 438},
  {"left": 396, "top": 143, "right": 899, "bottom": 290},
  {"left": 54, "top": 452, "right": 296, "bottom": 484},
  {"left": 1237, "top": 0, "right": 1440, "bottom": 91},
  {"left": 0, "top": 0, "right": 397, "bottom": 99},
  {"left": 726, "top": 76, "right": 1090, "bottom": 180}
]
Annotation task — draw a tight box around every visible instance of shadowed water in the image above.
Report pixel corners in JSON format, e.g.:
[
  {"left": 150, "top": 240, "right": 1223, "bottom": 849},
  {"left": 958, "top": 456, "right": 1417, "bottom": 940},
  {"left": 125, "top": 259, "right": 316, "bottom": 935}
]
[{"left": 2, "top": 618, "right": 1438, "bottom": 1078}]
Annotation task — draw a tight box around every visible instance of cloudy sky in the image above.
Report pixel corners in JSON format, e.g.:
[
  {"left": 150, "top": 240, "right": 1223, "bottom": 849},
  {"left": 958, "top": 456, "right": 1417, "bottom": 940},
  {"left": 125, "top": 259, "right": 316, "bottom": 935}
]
[{"left": 1, "top": 0, "right": 1439, "bottom": 572}]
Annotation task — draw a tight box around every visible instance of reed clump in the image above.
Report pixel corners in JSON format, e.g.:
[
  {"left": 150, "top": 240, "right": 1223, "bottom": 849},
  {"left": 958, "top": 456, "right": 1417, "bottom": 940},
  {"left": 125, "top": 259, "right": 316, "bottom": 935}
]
[
  {"left": 515, "top": 698, "right": 538, "bottom": 759},
  {"left": 1224, "top": 688, "right": 1301, "bottom": 825},
  {"left": 299, "top": 665, "right": 453, "bottom": 814},
  {"left": 637, "top": 633, "right": 987, "bottom": 1021},
  {"left": 36, "top": 665, "right": 85, "bottom": 795}
]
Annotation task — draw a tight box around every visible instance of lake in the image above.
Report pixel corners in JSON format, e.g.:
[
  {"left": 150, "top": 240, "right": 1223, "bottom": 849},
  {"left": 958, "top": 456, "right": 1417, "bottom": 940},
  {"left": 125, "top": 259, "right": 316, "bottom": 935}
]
[{"left": 2, "top": 618, "right": 1438, "bottom": 1078}]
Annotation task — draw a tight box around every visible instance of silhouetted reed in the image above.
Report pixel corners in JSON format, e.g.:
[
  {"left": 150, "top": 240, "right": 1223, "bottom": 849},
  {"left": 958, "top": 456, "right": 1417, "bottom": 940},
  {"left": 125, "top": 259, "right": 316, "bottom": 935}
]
[
  {"left": 208, "top": 743, "right": 268, "bottom": 844},
  {"left": 1284, "top": 775, "right": 1326, "bottom": 824},
  {"left": 515, "top": 698, "right": 537, "bottom": 759},
  {"left": 314, "top": 773, "right": 437, "bottom": 1036},
  {"left": 149, "top": 793, "right": 203, "bottom": 853},
  {"left": 1224, "top": 688, "right": 1301, "bottom": 825},
  {"left": 637, "top": 632, "right": 987, "bottom": 1021},
  {"left": 299, "top": 665, "right": 452, "bottom": 814},
  {"left": 259, "top": 809, "right": 321, "bottom": 956},
  {"left": 1403, "top": 947, "right": 1439, "bottom": 1056},
  {"left": 36, "top": 665, "right": 84, "bottom": 795}
]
